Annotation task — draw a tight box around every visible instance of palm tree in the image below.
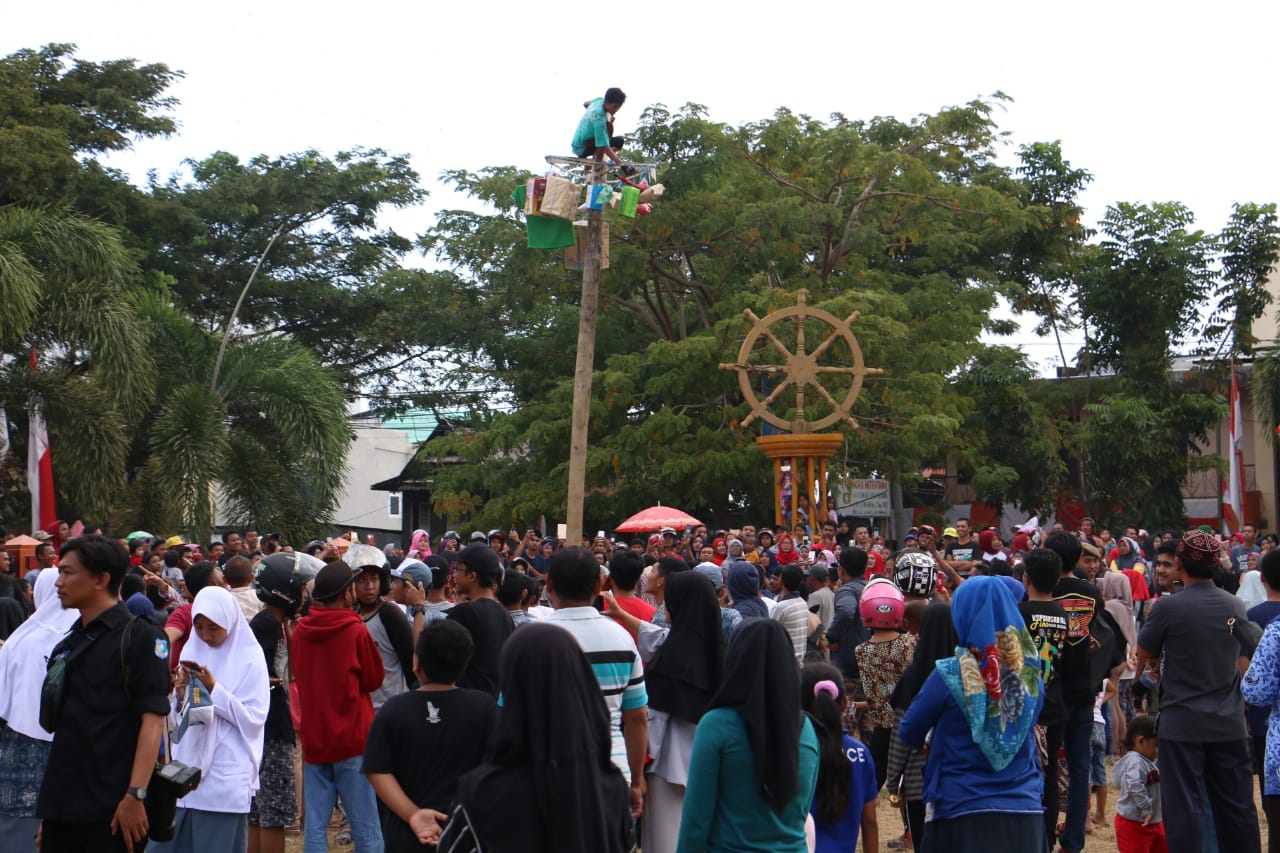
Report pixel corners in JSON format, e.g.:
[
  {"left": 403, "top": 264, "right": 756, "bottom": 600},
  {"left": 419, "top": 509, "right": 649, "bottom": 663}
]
[
  {"left": 0, "top": 205, "right": 154, "bottom": 521},
  {"left": 133, "top": 296, "right": 351, "bottom": 543}
]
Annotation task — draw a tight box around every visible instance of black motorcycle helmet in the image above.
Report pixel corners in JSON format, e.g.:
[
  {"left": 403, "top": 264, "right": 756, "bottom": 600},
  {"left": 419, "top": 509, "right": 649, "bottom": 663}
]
[{"left": 255, "top": 552, "right": 308, "bottom": 616}]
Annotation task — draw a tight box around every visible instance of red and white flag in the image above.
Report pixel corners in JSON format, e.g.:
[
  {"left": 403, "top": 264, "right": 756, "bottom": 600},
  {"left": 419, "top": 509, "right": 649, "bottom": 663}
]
[
  {"left": 1223, "top": 360, "right": 1245, "bottom": 534},
  {"left": 27, "top": 350, "right": 55, "bottom": 532}
]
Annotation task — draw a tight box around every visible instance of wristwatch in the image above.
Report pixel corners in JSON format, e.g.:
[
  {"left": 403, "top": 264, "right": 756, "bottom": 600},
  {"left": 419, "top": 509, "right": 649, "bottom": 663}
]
[
  {"left": 408, "top": 605, "right": 425, "bottom": 616},
  {"left": 126, "top": 786, "right": 148, "bottom": 801}
]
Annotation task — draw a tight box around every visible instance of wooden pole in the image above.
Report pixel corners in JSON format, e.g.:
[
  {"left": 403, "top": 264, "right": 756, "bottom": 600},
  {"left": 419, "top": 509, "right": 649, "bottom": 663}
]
[
  {"left": 773, "top": 458, "right": 784, "bottom": 530},
  {"left": 783, "top": 455, "right": 793, "bottom": 527},
  {"left": 818, "top": 458, "right": 828, "bottom": 521},
  {"left": 565, "top": 176, "right": 604, "bottom": 546},
  {"left": 806, "top": 457, "right": 816, "bottom": 531}
]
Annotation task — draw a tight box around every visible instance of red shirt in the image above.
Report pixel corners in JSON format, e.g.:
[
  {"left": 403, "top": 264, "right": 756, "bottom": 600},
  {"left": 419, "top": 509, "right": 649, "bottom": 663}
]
[
  {"left": 164, "top": 604, "right": 192, "bottom": 668},
  {"left": 291, "top": 607, "right": 385, "bottom": 764},
  {"left": 612, "top": 595, "right": 656, "bottom": 624}
]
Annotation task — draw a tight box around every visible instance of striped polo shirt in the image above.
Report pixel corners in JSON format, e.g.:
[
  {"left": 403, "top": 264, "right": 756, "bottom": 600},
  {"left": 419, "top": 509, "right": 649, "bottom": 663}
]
[{"left": 542, "top": 606, "right": 647, "bottom": 781}]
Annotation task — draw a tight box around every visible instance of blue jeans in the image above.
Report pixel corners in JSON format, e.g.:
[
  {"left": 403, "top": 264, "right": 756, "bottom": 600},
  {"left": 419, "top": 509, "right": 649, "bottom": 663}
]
[
  {"left": 1058, "top": 703, "right": 1094, "bottom": 853},
  {"left": 1089, "top": 721, "right": 1107, "bottom": 787},
  {"left": 303, "top": 756, "right": 384, "bottom": 853}
]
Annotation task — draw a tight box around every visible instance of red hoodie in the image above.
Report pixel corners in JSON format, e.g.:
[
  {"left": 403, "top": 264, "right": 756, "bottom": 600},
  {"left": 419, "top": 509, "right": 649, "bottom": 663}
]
[{"left": 291, "top": 606, "right": 385, "bottom": 764}]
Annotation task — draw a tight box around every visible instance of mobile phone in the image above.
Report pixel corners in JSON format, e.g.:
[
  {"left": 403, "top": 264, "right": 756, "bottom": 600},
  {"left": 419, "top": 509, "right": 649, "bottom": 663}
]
[
  {"left": 181, "top": 661, "right": 201, "bottom": 670},
  {"left": 597, "top": 530, "right": 606, "bottom": 540}
]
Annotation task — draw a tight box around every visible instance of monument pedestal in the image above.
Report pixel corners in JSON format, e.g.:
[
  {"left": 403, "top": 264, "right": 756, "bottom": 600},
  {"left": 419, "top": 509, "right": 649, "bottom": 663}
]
[{"left": 756, "top": 434, "right": 845, "bottom": 532}]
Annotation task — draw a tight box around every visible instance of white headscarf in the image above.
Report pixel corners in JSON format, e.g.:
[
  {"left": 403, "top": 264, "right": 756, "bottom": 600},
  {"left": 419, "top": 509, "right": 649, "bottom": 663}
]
[
  {"left": 1238, "top": 571, "right": 1268, "bottom": 610},
  {"left": 0, "top": 568, "right": 80, "bottom": 740},
  {"left": 175, "top": 587, "right": 269, "bottom": 793}
]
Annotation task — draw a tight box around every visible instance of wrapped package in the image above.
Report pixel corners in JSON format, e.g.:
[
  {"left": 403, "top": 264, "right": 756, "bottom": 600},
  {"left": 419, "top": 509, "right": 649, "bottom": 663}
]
[{"left": 541, "top": 175, "right": 583, "bottom": 220}]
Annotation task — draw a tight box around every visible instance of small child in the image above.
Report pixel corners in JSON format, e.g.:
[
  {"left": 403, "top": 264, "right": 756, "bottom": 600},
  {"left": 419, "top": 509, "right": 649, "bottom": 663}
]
[
  {"left": 1113, "top": 714, "right": 1165, "bottom": 853},
  {"left": 802, "top": 664, "right": 879, "bottom": 853},
  {"left": 1089, "top": 678, "right": 1116, "bottom": 830},
  {"left": 362, "top": 620, "right": 499, "bottom": 851},
  {"left": 852, "top": 578, "right": 915, "bottom": 791}
]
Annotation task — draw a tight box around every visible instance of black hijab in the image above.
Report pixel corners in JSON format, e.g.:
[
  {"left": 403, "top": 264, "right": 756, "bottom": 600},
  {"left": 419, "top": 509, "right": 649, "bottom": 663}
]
[
  {"left": 708, "top": 618, "right": 803, "bottom": 813},
  {"left": 647, "top": 572, "right": 724, "bottom": 724},
  {"left": 890, "top": 600, "right": 959, "bottom": 711},
  {"left": 457, "top": 623, "right": 632, "bottom": 853}
]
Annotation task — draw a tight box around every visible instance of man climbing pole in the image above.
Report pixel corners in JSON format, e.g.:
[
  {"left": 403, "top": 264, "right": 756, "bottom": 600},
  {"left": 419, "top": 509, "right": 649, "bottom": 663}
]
[{"left": 573, "top": 87, "right": 628, "bottom": 166}]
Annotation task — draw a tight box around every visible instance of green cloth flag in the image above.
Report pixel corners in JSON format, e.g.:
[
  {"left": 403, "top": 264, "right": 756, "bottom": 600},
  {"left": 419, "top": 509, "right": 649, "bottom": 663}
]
[{"left": 512, "top": 185, "right": 575, "bottom": 249}]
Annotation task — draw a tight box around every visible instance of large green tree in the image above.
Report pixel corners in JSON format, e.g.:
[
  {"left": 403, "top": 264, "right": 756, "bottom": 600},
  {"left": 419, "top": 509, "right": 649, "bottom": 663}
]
[
  {"left": 0, "top": 43, "right": 180, "bottom": 206},
  {"left": 953, "top": 347, "right": 1066, "bottom": 514},
  {"left": 1074, "top": 202, "right": 1229, "bottom": 530},
  {"left": 414, "top": 98, "right": 1050, "bottom": 529},
  {"left": 0, "top": 45, "right": 355, "bottom": 539},
  {"left": 0, "top": 44, "right": 180, "bottom": 523},
  {"left": 121, "top": 148, "right": 447, "bottom": 403}
]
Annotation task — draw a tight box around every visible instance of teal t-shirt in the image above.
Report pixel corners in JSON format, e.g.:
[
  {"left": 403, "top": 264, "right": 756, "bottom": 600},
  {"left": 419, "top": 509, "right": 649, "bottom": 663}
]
[
  {"left": 572, "top": 97, "right": 611, "bottom": 157},
  {"left": 677, "top": 708, "right": 820, "bottom": 852}
]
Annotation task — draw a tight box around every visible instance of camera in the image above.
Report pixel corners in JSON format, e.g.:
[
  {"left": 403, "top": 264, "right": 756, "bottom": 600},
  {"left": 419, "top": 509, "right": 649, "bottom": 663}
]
[{"left": 147, "top": 760, "right": 202, "bottom": 842}]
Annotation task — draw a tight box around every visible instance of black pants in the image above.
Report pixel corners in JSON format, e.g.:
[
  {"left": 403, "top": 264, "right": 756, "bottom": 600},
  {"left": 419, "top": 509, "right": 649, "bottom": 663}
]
[
  {"left": 40, "top": 820, "right": 146, "bottom": 853},
  {"left": 920, "top": 811, "right": 1046, "bottom": 853},
  {"left": 1042, "top": 721, "right": 1065, "bottom": 849},
  {"left": 582, "top": 135, "right": 625, "bottom": 157},
  {"left": 906, "top": 799, "right": 926, "bottom": 850},
  {"left": 1160, "top": 737, "right": 1261, "bottom": 853},
  {"left": 870, "top": 726, "right": 892, "bottom": 791}
]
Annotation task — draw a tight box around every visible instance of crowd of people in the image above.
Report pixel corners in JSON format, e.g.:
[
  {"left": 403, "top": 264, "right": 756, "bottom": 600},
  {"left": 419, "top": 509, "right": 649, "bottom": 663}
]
[{"left": 0, "top": 513, "right": 1278, "bottom": 853}]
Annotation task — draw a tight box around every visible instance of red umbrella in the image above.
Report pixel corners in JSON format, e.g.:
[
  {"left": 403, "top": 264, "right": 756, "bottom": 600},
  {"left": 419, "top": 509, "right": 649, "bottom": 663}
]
[{"left": 615, "top": 506, "right": 703, "bottom": 533}]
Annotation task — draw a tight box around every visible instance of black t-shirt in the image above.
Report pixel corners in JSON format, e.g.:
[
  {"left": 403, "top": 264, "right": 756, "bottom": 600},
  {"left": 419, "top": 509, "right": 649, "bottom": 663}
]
[
  {"left": 1052, "top": 576, "right": 1104, "bottom": 706},
  {"left": 38, "top": 603, "right": 171, "bottom": 822},
  {"left": 943, "top": 540, "right": 979, "bottom": 575},
  {"left": 1019, "top": 599, "right": 1070, "bottom": 726},
  {"left": 362, "top": 688, "right": 498, "bottom": 853},
  {"left": 447, "top": 598, "right": 513, "bottom": 698},
  {"left": 250, "top": 609, "right": 294, "bottom": 742}
]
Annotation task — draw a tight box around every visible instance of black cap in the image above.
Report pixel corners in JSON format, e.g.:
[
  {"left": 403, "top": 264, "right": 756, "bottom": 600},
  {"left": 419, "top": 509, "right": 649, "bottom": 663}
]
[
  {"left": 454, "top": 543, "right": 501, "bottom": 577},
  {"left": 312, "top": 560, "right": 360, "bottom": 602}
]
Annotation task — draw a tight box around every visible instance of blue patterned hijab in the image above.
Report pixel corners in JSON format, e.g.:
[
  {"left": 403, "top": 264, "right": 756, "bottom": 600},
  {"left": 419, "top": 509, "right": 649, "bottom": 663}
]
[{"left": 935, "top": 576, "right": 1041, "bottom": 771}]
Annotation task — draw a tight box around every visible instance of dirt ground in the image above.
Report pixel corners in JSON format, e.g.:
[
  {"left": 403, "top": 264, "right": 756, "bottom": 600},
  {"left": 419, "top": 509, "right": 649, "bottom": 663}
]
[
  {"left": 869, "top": 777, "right": 1270, "bottom": 852},
  {"left": 284, "top": 776, "right": 1271, "bottom": 851}
]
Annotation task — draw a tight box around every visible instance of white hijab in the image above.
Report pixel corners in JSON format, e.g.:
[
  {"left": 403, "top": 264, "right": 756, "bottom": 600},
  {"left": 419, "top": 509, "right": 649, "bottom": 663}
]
[
  {"left": 175, "top": 587, "right": 269, "bottom": 789},
  {"left": 1238, "top": 571, "right": 1268, "bottom": 610},
  {"left": 0, "top": 568, "right": 80, "bottom": 740}
]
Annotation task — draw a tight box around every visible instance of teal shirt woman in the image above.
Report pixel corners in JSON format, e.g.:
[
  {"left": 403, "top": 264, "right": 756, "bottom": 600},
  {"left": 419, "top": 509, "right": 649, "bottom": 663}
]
[{"left": 676, "top": 619, "right": 820, "bottom": 852}]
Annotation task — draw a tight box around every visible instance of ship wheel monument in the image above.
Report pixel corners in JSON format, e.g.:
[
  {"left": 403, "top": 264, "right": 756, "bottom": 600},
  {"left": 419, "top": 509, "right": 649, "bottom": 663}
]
[{"left": 719, "top": 290, "right": 883, "bottom": 531}]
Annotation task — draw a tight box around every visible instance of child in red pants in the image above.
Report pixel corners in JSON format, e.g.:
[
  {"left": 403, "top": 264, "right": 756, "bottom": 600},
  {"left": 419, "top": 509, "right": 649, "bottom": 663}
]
[{"left": 1113, "top": 714, "right": 1167, "bottom": 853}]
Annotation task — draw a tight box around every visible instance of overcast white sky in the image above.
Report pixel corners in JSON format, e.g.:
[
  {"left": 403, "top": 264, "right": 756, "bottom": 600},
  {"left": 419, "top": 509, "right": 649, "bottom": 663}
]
[{"left": 7, "top": 0, "right": 1279, "bottom": 373}]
